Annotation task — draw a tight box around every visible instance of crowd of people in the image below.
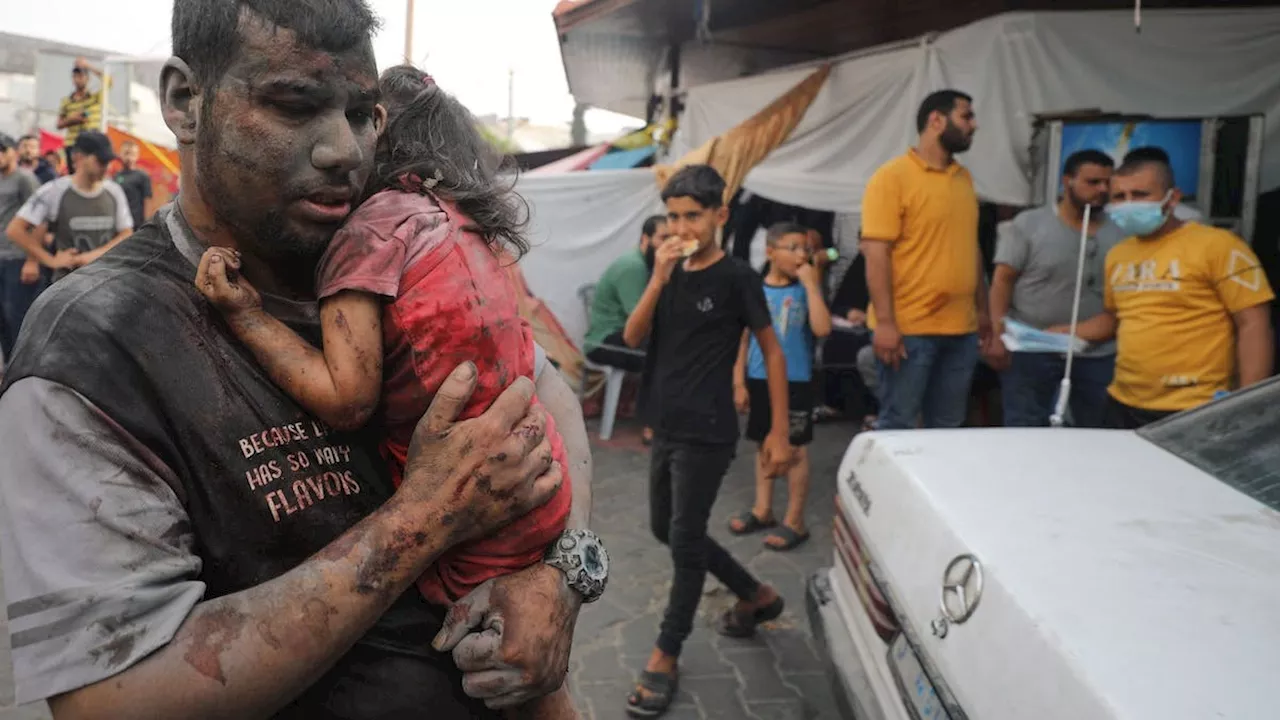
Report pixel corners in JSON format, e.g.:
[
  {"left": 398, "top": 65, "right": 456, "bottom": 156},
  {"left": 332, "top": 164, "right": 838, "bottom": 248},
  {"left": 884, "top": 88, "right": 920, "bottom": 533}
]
[
  {"left": 0, "top": 2, "right": 1275, "bottom": 719},
  {"left": 579, "top": 89, "right": 1275, "bottom": 717},
  {"left": 0, "top": 56, "right": 153, "bottom": 366}
]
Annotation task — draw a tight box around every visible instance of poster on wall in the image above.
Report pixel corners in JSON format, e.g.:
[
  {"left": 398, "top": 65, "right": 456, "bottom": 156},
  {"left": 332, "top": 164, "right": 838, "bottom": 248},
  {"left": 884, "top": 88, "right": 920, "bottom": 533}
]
[{"left": 1057, "top": 120, "right": 1203, "bottom": 200}]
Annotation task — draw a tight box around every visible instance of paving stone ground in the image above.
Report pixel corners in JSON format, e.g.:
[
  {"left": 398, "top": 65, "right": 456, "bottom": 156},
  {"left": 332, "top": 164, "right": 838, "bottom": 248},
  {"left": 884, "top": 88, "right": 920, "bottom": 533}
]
[
  {"left": 0, "top": 419, "right": 855, "bottom": 720},
  {"left": 568, "top": 419, "right": 852, "bottom": 720}
]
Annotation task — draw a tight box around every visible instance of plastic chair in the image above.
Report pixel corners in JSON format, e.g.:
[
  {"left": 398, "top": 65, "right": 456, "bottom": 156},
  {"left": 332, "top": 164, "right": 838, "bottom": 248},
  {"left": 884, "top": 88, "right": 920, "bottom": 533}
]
[{"left": 578, "top": 284, "right": 644, "bottom": 441}]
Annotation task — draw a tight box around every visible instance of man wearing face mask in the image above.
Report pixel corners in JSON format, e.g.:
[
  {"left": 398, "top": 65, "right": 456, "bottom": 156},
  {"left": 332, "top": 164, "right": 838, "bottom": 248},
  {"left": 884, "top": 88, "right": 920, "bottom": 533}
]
[
  {"left": 1054, "top": 155, "right": 1275, "bottom": 429},
  {"left": 987, "top": 149, "right": 1125, "bottom": 427},
  {"left": 862, "top": 89, "right": 991, "bottom": 430},
  {"left": 584, "top": 214, "right": 671, "bottom": 372}
]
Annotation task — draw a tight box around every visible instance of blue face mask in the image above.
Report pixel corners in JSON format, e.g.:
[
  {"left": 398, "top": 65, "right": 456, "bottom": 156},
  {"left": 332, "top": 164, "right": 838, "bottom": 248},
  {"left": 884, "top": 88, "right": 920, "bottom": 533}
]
[{"left": 1107, "top": 191, "right": 1173, "bottom": 237}]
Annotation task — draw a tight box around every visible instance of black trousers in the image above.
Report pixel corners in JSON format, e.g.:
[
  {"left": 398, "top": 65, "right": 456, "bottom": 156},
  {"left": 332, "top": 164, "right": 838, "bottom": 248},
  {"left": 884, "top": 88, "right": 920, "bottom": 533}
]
[
  {"left": 585, "top": 330, "right": 646, "bottom": 373},
  {"left": 1103, "top": 395, "right": 1176, "bottom": 429},
  {"left": 649, "top": 438, "right": 761, "bottom": 656}
]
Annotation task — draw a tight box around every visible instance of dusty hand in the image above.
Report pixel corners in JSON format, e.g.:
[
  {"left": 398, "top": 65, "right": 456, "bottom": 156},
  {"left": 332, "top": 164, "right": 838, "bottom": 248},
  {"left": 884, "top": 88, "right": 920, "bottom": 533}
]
[
  {"left": 433, "top": 564, "right": 580, "bottom": 709},
  {"left": 401, "top": 363, "right": 562, "bottom": 548},
  {"left": 872, "top": 322, "right": 907, "bottom": 371},
  {"left": 19, "top": 258, "right": 41, "bottom": 285},
  {"left": 761, "top": 430, "right": 795, "bottom": 477},
  {"left": 734, "top": 383, "right": 749, "bottom": 414},
  {"left": 652, "top": 239, "right": 684, "bottom": 285},
  {"left": 195, "top": 247, "right": 261, "bottom": 314}
]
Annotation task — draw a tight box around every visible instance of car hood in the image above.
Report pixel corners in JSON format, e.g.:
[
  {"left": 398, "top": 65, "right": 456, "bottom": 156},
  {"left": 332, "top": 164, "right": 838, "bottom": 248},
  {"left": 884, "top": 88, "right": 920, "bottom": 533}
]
[{"left": 838, "top": 428, "right": 1280, "bottom": 720}]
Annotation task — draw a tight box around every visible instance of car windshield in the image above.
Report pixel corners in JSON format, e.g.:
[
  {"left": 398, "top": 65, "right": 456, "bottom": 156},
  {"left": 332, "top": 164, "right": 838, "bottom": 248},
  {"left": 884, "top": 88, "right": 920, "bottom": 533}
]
[{"left": 1140, "top": 376, "right": 1280, "bottom": 512}]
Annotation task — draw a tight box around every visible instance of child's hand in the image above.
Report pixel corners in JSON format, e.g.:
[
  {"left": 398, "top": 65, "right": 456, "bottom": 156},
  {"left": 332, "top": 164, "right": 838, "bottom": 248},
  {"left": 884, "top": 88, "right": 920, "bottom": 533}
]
[
  {"left": 796, "top": 261, "right": 821, "bottom": 289},
  {"left": 761, "top": 431, "right": 795, "bottom": 477},
  {"left": 734, "top": 382, "right": 749, "bottom": 414},
  {"left": 196, "top": 247, "right": 261, "bottom": 315}
]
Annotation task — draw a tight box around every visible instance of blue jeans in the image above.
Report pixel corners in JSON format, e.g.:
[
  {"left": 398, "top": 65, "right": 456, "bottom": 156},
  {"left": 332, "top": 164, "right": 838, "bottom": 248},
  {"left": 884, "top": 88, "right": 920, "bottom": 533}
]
[
  {"left": 876, "top": 334, "right": 979, "bottom": 430},
  {"left": 0, "top": 258, "right": 46, "bottom": 360},
  {"left": 1002, "top": 352, "right": 1114, "bottom": 428}
]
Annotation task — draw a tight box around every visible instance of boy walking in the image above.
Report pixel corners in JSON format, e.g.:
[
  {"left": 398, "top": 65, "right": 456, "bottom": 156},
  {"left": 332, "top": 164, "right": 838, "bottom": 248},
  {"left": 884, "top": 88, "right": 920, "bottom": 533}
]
[
  {"left": 622, "top": 165, "right": 793, "bottom": 717},
  {"left": 730, "top": 223, "right": 832, "bottom": 551}
]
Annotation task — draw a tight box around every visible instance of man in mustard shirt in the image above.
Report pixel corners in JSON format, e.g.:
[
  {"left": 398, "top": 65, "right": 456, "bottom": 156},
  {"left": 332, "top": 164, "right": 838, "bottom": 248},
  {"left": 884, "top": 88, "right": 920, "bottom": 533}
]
[
  {"left": 861, "top": 89, "right": 990, "bottom": 429},
  {"left": 1057, "top": 155, "right": 1274, "bottom": 429}
]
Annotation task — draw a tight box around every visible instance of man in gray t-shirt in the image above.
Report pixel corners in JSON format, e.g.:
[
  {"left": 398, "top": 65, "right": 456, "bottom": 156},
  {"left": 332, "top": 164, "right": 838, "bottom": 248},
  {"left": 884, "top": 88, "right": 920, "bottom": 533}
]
[
  {"left": 7, "top": 131, "right": 132, "bottom": 285},
  {"left": 0, "top": 134, "right": 42, "bottom": 360},
  {"left": 988, "top": 149, "right": 1124, "bottom": 427}
]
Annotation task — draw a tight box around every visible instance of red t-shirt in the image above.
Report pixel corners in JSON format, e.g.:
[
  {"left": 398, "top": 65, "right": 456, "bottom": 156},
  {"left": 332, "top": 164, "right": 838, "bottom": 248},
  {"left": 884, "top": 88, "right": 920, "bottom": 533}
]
[{"left": 316, "top": 189, "right": 572, "bottom": 605}]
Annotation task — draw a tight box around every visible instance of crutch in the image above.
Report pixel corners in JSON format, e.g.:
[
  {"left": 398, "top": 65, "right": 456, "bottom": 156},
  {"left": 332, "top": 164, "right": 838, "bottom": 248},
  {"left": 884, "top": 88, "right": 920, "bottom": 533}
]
[{"left": 1050, "top": 204, "right": 1091, "bottom": 428}]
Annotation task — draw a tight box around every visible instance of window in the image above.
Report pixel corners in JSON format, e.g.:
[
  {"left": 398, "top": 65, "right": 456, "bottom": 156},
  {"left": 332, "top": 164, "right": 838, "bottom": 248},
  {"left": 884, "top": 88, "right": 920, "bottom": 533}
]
[{"left": 1140, "top": 376, "right": 1280, "bottom": 512}]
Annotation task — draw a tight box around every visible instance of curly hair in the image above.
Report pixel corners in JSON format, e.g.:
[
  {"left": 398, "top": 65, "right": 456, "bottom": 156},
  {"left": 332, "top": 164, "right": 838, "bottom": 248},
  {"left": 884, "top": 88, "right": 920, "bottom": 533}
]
[{"left": 372, "top": 64, "right": 530, "bottom": 257}]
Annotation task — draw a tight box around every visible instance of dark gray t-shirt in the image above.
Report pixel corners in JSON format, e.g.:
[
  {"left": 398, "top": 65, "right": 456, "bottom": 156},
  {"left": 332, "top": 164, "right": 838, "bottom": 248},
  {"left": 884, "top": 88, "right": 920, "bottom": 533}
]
[
  {"left": 994, "top": 206, "right": 1125, "bottom": 357},
  {"left": 0, "top": 168, "right": 40, "bottom": 260},
  {"left": 16, "top": 176, "right": 133, "bottom": 280},
  {"left": 0, "top": 205, "right": 550, "bottom": 707}
]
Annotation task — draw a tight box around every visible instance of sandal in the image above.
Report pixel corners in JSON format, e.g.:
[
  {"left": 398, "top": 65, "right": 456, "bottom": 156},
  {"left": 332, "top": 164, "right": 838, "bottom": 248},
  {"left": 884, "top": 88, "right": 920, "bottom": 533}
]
[
  {"left": 716, "top": 595, "right": 785, "bottom": 639},
  {"left": 625, "top": 670, "right": 678, "bottom": 718},
  {"left": 728, "top": 510, "right": 776, "bottom": 535},
  {"left": 764, "top": 526, "right": 811, "bottom": 552}
]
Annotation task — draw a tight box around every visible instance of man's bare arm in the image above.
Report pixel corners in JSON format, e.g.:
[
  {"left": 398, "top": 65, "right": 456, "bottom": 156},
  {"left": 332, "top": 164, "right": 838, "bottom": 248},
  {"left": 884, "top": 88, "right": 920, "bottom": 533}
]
[
  {"left": 989, "top": 264, "right": 1018, "bottom": 331},
  {"left": 862, "top": 239, "right": 896, "bottom": 325},
  {"left": 536, "top": 365, "right": 592, "bottom": 530},
  {"left": 1233, "top": 303, "right": 1274, "bottom": 388},
  {"left": 50, "top": 369, "right": 560, "bottom": 720},
  {"left": 6, "top": 217, "right": 59, "bottom": 268},
  {"left": 1047, "top": 312, "right": 1117, "bottom": 343},
  {"left": 75, "top": 229, "right": 132, "bottom": 265}
]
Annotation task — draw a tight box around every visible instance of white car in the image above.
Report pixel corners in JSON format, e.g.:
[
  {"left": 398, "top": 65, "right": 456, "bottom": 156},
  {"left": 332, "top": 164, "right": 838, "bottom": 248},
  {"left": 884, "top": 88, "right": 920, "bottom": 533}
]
[{"left": 806, "top": 380, "right": 1280, "bottom": 720}]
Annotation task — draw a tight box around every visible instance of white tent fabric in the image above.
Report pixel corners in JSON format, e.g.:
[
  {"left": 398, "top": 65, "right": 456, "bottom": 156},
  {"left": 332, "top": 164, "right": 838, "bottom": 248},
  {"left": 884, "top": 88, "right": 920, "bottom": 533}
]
[
  {"left": 515, "top": 168, "right": 664, "bottom": 346},
  {"left": 674, "top": 8, "right": 1280, "bottom": 213}
]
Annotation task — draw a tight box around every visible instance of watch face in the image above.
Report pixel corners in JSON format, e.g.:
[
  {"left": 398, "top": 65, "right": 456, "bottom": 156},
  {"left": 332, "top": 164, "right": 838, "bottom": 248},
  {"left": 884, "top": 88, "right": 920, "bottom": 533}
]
[{"left": 583, "top": 540, "right": 607, "bottom": 580}]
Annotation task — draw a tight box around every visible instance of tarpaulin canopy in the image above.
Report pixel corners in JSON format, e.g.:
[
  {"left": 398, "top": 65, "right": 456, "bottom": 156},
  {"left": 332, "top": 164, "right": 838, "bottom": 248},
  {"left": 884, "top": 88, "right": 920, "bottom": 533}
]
[
  {"left": 672, "top": 8, "right": 1280, "bottom": 213},
  {"left": 515, "top": 168, "right": 663, "bottom": 351},
  {"left": 589, "top": 146, "right": 657, "bottom": 170},
  {"left": 527, "top": 144, "right": 610, "bottom": 175}
]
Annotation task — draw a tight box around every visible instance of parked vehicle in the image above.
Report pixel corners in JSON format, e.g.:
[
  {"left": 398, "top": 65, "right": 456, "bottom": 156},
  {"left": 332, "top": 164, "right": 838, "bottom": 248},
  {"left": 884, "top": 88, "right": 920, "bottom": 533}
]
[{"left": 807, "top": 377, "right": 1280, "bottom": 720}]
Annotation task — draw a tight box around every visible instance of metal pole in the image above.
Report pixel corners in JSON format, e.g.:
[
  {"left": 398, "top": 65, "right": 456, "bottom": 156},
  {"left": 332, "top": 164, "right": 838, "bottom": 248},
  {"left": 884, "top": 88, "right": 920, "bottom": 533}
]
[
  {"left": 404, "top": 0, "right": 415, "bottom": 64},
  {"left": 506, "top": 68, "right": 515, "bottom": 144}
]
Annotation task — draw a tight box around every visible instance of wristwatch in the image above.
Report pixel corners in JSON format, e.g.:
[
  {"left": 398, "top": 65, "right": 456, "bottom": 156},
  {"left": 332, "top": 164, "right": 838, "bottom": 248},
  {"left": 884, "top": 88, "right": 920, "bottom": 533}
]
[{"left": 543, "top": 529, "right": 610, "bottom": 603}]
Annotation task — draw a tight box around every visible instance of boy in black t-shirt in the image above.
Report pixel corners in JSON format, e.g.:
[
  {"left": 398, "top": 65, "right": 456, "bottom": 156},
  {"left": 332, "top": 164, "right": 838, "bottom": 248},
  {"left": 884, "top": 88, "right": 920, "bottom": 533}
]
[{"left": 621, "top": 165, "right": 794, "bottom": 717}]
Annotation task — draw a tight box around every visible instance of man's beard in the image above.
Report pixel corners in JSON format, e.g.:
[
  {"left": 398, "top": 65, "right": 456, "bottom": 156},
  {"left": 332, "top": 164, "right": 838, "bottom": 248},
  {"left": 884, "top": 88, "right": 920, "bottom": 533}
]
[
  {"left": 644, "top": 246, "right": 657, "bottom": 271},
  {"left": 940, "top": 121, "right": 972, "bottom": 154},
  {"left": 194, "top": 132, "right": 329, "bottom": 267},
  {"left": 1066, "top": 186, "right": 1107, "bottom": 214}
]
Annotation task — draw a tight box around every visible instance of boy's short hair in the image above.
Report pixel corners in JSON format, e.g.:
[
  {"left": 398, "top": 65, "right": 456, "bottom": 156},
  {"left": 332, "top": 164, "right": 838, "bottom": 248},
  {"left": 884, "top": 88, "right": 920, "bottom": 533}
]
[
  {"left": 765, "top": 222, "right": 809, "bottom": 247},
  {"left": 121, "top": 140, "right": 139, "bottom": 150},
  {"left": 661, "top": 164, "right": 726, "bottom": 209}
]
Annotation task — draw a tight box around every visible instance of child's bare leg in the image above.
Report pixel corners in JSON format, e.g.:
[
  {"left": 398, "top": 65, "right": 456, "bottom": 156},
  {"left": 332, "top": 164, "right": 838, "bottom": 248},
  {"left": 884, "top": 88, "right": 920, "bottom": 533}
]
[
  {"left": 502, "top": 684, "right": 579, "bottom": 720},
  {"left": 752, "top": 448, "right": 777, "bottom": 523},
  {"left": 765, "top": 447, "right": 810, "bottom": 550}
]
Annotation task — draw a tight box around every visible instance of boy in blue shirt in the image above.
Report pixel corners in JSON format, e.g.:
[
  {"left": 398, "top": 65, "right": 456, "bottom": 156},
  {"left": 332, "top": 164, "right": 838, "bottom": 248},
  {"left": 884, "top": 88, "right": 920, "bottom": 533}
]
[
  {"left": 730, "top": 222, "right": 833, "bottom": 551},
  {"left": 622, "top": 165, "right": 794, "bottom": 717}
]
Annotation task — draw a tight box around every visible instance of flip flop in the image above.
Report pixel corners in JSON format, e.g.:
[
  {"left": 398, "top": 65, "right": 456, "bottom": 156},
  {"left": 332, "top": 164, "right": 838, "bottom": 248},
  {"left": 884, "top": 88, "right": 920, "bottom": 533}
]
[
  {"left": 764, "top": 526, "right": 811, "bottom": 552},
  {"left": 625, "top": 670, "right": 678, "bottom": 718},
  {"left": 715, "top": 595, "right": 785, "bottom": 639},
  {"left": 728, "top": 510, "right": 776, "bottom": 535}
]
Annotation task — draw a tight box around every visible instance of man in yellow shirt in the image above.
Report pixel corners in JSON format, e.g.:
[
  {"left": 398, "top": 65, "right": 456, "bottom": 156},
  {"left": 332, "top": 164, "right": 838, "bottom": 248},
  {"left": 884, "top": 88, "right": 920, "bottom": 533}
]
[
  {"left": 1058, "top": 155, "right": 1274, "bottom": 429},
  {"left": 861, "top": 89, "right": 990, "bottom": 429},
  {"left": 57, "top": 57, "right": 109, "bottom": 174}
]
